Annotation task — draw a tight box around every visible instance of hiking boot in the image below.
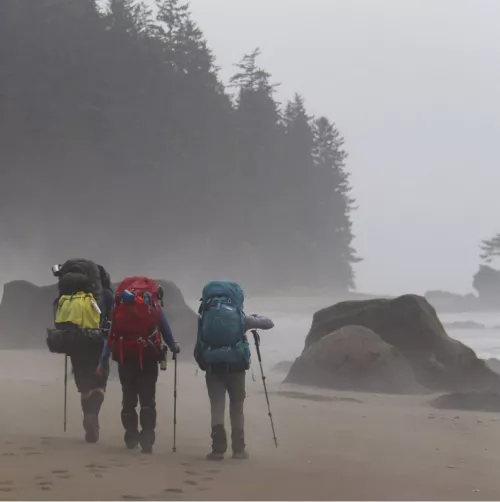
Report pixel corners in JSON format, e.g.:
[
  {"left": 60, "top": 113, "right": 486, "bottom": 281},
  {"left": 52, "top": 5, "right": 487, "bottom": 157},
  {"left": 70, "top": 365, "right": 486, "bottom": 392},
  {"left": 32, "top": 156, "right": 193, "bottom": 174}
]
[
  {"left": 83, "top": 413, "right": 99, "bottom": 443},
  {"left": 139, "top": 429, "right": 155, "bottom": 454},
  {"left": 138, "top": 406, "right": 156, "bottom": 453},
  {"left": 206, "top": 424, "right": 227, "bottom": 461},
  {"left": 81, "top": 391, "right": 104, "bottom": 444},
  {"left": 124, "top": 429, "right": 140, "bottom": 450},
  {"left": 231, "top": 428, "right": 247, "bottom": 459},
  {"left": 232, "top": 449, "right": 250, "bottom": 460},
  {"left": 121, "top": 411, "right": 139, "bottom": 449},
  {"left": 206, "top": 451, "right": 225, "bottom": 461}
]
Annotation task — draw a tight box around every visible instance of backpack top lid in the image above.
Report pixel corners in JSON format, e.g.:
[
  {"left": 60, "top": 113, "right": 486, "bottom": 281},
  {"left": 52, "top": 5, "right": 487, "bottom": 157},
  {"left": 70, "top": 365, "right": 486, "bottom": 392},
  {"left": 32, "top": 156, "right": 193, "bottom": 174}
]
[
  {"left": 115, "top": 276, "right": 160, "bottom": 298},
  {"left": 201, "top": 281, "right": 244, "bottom": 309},
  {"left": 57, "top": 259, "right": 102, "bottom": 302}
]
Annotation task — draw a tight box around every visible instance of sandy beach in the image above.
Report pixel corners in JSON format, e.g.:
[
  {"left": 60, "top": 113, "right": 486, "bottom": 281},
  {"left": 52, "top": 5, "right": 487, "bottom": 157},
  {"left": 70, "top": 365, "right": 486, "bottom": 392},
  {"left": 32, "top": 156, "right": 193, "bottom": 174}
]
[{"left": 0, "top": 350, "right": 498, "bottom": 501}]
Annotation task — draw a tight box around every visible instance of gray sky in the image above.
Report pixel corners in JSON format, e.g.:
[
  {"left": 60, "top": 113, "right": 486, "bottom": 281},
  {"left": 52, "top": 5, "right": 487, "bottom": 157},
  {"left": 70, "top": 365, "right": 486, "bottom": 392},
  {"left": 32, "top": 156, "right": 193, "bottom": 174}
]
[{"left": 174, "top": 0, "right": 499, "bottom": 295}]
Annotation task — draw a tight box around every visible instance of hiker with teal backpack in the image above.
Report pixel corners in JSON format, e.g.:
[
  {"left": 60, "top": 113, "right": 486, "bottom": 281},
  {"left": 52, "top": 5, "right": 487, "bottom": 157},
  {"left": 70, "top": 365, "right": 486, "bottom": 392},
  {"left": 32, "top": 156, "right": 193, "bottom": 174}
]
[{"left": 194, "top": 281, "right": 274, "bottom": 460}]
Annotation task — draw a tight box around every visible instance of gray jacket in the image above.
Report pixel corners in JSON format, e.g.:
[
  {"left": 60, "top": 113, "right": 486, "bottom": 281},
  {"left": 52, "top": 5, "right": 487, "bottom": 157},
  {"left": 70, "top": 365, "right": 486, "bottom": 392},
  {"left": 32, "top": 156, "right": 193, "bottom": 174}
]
[{"left": 245, "top": 314, "right": 274, "bottom": 332}]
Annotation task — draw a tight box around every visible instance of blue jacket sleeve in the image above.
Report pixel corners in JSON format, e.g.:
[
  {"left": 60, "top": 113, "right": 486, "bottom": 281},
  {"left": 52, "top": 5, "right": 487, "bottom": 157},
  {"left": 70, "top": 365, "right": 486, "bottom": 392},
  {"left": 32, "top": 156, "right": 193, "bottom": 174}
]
[
  {"left": 160, "top": 310, "right": 177, "bottom": 352},
  {"left": 98, "top": 338, "right": 110, "bottom": 367},
  {"left": 102, "top": 288, "right": 115, "bottom": 320}
]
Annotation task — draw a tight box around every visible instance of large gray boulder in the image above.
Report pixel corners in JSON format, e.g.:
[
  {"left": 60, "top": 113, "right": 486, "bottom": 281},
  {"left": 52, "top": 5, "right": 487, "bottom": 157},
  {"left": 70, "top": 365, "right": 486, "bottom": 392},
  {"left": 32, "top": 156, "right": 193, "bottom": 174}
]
[
  {"left": 286, "top": 325, "right": 420, "bottom": 394},
  {"left": 430, "top": 392, "right": 500, "bottom": 412},
  {"left": 0, "top": 279, "right": 197, "bottom": 354},
  {"left": 288, "top": 294, "right": 500, "bottom": 392}
]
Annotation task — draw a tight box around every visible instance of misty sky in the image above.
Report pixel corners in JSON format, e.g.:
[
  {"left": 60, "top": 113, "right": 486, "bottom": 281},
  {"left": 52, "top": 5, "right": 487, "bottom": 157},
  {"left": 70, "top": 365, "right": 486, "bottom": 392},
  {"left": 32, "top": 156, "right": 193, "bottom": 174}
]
[
  {"left": 177, "top": 0, "right": 498, "bottom": 295},
  {"left": 2, "top": 0, "right": 497, "bottom": 297}
]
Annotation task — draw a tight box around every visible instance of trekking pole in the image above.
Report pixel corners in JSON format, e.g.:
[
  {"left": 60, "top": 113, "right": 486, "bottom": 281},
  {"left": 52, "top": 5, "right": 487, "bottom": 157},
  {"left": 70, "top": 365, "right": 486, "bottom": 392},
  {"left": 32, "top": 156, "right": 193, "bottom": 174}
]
[
  {"left": 63, "top": 355, "right": 68, "bottom": 432},
  {"left": 251, "top": 330, "right": 278, "bottom": 448},
  {"left": 172, "top": 350, "right": 178, "bottom": 453}
]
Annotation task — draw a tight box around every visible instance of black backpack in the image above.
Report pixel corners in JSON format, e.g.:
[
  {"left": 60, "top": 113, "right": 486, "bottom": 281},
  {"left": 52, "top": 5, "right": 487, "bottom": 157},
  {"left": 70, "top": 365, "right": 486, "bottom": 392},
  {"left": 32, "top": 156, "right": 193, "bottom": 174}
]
[{"left": 57, "top": 259, "right": 102, "bottom": 303}]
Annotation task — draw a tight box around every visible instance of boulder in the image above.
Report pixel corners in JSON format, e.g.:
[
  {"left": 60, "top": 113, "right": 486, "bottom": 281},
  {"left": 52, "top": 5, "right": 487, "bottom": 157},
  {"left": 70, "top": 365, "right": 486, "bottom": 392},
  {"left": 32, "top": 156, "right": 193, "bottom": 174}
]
[
  {"left": 289, "top": 294, "right": 500, "bottom": 392},
  {"left": 485, "top": 358, "right": 500, "bottom": 375},
  {"left": 473, "top": 265, "right": 500, "bottom": 309},
  {"left": 272, "top": 360, "right": 294, "bottom": 373},
  {"left": 424, "top": 290, "right": 480, "bottom": 313},
  {"left": 443, "top": 321, "right": 485, "bottom": 330},
  {"left": 0, "top": 279, "right": 197, "bottom": 354},
  {"left": 430, "top": 392, "right": 500, "bottom": 412},
  {"left": 285, "top": 325, "right": 420, "bottom": 394},
  {"left": 0, "top": 281, "right": 57, "bottom": 349}
]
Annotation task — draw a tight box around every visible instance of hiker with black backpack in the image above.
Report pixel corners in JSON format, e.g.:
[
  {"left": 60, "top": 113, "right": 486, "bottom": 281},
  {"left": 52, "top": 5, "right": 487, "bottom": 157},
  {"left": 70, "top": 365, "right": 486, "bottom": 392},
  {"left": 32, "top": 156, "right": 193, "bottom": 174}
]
[
  {"left": 194, "top": 281, "right": 274, "bottom": 461},
  {"left": 46, "top": 259, "right": 114, "bottom": 443},
  {"left": 96, "top": 276, "right": 180, "bottom": 454}
]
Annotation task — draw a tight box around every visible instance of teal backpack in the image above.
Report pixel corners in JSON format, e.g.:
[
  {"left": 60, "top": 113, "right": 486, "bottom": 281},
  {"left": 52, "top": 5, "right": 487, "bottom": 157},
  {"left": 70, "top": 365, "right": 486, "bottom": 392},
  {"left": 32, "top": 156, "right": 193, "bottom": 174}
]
[{"left": 194, "top": 281, "right": 250, "bottom": 371}]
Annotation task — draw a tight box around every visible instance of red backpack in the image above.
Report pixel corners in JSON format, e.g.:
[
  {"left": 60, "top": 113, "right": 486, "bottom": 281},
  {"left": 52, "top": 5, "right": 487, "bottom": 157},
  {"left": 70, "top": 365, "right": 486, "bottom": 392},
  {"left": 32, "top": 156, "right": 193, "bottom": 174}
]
[{"left": 109, "top": 277, "right": 163, "bottom": 367}]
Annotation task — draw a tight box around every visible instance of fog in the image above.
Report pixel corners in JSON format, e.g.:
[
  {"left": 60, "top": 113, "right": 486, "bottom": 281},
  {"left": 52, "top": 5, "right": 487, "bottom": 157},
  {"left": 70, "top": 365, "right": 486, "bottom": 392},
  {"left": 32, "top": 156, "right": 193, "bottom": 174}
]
[
  {"left": 186, "top": 0, "right": 500, "bottom": 295},
  {"left": 2, "top": 3, "right": 500, "bottom": 499},
  {"left": 1, "top": 0, "right": 498, "bottom": 297}
]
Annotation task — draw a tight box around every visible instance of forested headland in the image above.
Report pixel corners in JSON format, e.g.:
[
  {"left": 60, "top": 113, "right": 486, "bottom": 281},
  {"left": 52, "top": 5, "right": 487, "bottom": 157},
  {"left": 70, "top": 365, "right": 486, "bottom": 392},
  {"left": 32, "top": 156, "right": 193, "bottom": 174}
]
[{"left": 0, "top": 0, "right": 360, "bottom": 293}]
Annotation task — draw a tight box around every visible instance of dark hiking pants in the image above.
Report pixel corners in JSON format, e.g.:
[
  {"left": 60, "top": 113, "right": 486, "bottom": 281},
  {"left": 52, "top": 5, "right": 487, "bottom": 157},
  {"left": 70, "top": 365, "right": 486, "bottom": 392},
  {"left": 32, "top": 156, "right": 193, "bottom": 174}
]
[
  {"left": 71, "top": 347, "right": 109, "bottom": 415},
  {"left": 118, "top": 357, "right": 159, "bottom": 433}
]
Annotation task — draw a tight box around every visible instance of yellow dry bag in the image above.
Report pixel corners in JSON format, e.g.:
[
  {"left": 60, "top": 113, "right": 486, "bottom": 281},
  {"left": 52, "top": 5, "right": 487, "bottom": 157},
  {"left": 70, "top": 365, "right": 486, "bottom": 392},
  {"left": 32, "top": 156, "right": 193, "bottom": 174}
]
[{"left": 55, "top": 292, "right": 101, "bottom": 329}]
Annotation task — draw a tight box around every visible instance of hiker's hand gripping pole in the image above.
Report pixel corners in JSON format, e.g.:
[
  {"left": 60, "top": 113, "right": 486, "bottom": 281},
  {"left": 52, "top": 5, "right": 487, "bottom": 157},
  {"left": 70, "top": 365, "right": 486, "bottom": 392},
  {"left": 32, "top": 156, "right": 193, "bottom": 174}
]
[{"left": 251, "top": 330, "right": 278, "bottom": 448}]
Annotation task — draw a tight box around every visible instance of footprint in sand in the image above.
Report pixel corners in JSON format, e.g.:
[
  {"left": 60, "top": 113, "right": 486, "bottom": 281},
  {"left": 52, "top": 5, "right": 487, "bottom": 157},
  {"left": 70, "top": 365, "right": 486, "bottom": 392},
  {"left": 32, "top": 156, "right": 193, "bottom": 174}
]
[
  {"left": 185, "top": 470, "right": 199, "bottom": 476},
  {"left": 121, "top": 495, "right": 146, "bottom": 501},
  {"left": 1, "top": 453, "right": 15, "bottom": 457},
  {"left": 0, "top": 488, "right": 12, "bottom": 493},
  {"left": 202, "top": 477, "right": 214, "bottom": 481},
  {"left": 206, "top": 469, "right": 220, "bottom": 474},
  {"left": 85, "top": 463, "right": 108, "bottom": 471},
  {"left": 180, "top": 462, "right": 191, "bottom": 466},
  {"left": 110, "top": 462, "right": 127, "bottom": 468},
  {"left": 38, "top": 481, "right": 53, "bottom": 491},
  {"left": 164, "top": 488, "right": 184, "bottom": 494},
  {"left": 183, "top": 480, "right": 198, "bottom": 486},
  {"left": 52, "top": 470, "right": 72, "bottom": 480}
]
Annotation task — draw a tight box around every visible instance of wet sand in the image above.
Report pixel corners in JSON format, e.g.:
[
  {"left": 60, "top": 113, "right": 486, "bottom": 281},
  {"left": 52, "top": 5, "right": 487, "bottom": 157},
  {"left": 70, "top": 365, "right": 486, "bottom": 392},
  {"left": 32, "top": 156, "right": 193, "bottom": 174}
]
[{"left": 0, "top": 351, "right": 499, "bottom": 500}]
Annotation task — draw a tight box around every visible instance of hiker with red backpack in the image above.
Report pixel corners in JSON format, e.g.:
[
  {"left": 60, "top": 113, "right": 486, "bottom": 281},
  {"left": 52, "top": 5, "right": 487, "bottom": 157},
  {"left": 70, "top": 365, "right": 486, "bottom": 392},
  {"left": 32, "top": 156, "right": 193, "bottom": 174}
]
[
  {"left": 194, "top": 281, "right": 274, "bottom": 460},
  {"left": 96, "top": 277, "right": 180, "bottom": 454}
]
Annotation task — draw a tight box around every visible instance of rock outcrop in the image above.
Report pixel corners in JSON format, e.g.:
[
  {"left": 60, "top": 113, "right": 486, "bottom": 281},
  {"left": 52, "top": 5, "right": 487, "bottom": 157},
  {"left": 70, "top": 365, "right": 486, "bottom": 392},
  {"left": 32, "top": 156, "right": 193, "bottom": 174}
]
[
  {"left": 424, "top": 290, "right": 480, "bottom": 313},
  {"left": 272, "top": 360, "right": 294, "bottom": 373},
  {"left": 473, "top": 265, "right": 500, "bottom": 309},
  {"left": 286, "top": 325, "right": 420, "bottom": 393},
  {"left": 485, "top": 358, "right": 500, "bottom": 375},
  {"left": 430, "top": 392, "right": 500, "bottom": 412},
  {"left": 0, "top": 279, "right": 197, "bottom": 354},
  {"left": 287, "top": 295, "right": 500, "bottom": 392},
  {"left": 443, "top": 321, "right": 485, "bottom": 330}
]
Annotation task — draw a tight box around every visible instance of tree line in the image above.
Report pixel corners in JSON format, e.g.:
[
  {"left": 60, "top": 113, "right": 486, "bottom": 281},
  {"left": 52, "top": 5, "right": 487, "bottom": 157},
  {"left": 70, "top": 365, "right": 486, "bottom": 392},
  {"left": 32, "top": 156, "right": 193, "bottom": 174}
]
[{"left": 0, "top": 0, "right": 360, "bottom": 293}]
